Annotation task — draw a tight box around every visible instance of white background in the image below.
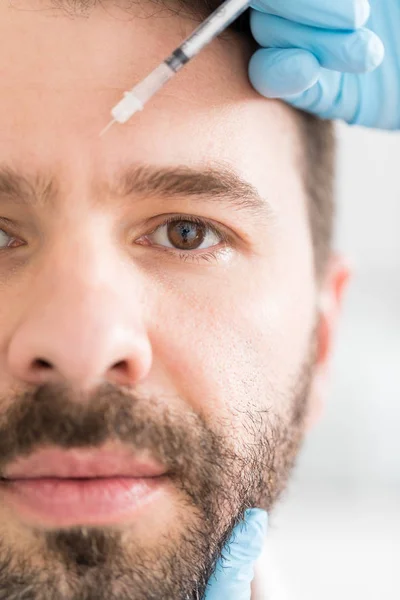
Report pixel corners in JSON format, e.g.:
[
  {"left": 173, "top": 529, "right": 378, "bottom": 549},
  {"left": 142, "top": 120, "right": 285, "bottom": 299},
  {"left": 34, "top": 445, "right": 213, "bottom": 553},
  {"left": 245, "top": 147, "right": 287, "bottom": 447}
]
[{"left": 267, "top": 122, "right": 400, "bottom": 600}]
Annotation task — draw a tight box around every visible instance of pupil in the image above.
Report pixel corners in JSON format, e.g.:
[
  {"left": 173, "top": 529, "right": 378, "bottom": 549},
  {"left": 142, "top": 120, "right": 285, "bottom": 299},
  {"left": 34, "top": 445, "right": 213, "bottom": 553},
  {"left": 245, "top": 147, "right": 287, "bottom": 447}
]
[{"left": 168, "top": 221, "right": 205, "bottom": 250}]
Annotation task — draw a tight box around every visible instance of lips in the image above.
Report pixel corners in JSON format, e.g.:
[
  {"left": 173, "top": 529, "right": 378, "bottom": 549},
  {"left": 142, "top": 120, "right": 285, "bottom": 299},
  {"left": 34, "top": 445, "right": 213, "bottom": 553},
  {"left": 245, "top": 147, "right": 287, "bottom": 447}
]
[{"left": 2, "top": 446, "right": 167, "bottom": 480}]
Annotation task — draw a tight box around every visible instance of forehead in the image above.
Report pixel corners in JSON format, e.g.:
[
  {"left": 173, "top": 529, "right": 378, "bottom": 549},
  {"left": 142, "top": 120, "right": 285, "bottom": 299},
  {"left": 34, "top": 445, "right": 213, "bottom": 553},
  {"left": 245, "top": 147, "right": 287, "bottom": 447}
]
[{"left": 0, "top": 1, "right": 305, "bottom": 219}]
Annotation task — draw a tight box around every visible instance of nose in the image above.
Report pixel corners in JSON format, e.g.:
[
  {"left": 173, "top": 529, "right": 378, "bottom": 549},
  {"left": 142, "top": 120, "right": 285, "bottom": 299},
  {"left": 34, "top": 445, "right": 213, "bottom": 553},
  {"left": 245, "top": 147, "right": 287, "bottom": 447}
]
[{"left": 6, "top": 243, "right": 152, "bottom": 392}]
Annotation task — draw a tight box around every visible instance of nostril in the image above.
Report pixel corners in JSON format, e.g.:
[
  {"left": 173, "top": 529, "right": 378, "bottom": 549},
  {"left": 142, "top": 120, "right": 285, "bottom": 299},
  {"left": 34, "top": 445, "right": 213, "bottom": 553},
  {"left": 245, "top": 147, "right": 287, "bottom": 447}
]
[
  {"left": 33, "top": 358, "right": 52, "bottom": 370},
  {"left": 113, "top": 360, "right": 126, "bottom": 371}
]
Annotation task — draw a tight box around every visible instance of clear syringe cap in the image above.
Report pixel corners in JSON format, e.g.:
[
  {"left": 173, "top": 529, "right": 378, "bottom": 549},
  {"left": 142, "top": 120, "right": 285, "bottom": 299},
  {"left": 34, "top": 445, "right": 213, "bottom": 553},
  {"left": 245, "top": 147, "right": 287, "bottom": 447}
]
[
  {"left": 111, "top": 91, "right": 144, "bottom": 124},
  {"left": 111, "top": 62, "right": 174, "bottom": 124}
]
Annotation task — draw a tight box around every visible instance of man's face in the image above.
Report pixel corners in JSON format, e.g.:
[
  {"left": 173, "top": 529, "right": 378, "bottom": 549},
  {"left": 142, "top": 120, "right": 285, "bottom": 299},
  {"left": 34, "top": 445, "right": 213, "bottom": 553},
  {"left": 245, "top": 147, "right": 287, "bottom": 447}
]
[{"left": 0, "top": 2, "right": 343, "bottom": 599}]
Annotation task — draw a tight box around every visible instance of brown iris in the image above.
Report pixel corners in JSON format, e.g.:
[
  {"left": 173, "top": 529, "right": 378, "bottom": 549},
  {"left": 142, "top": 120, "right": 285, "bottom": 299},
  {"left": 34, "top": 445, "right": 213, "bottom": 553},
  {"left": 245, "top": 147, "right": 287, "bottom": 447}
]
[{"left": 167, "top": 220, "right": 206, "bottom": 250}]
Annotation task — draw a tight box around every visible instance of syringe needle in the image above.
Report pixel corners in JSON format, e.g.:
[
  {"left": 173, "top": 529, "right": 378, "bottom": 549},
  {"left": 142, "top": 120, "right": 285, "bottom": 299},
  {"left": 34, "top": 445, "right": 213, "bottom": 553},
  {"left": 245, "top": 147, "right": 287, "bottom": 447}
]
[{"left": 99, "top": 119, "right": 117, "bottom": 137}]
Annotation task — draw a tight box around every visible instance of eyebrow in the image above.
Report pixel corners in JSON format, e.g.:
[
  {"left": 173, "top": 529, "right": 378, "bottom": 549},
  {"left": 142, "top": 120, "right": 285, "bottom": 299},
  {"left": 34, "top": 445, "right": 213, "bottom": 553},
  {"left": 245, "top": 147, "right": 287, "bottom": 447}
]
[
  {"left": 0, "top": 162, "right": 271, "bottom": 219},
  {"left": 0, "top": 165, "right": 57, "bottom": 210},
  {"left": 111, "top": 163, "right": 270, "bottom": 217}
]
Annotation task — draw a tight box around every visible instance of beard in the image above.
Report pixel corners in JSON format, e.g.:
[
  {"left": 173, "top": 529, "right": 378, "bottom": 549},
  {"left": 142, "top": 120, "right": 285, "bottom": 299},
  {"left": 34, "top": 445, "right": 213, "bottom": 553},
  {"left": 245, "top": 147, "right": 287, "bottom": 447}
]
[{"left": 0, "top": 341, "right": 315, "bottom": 600}]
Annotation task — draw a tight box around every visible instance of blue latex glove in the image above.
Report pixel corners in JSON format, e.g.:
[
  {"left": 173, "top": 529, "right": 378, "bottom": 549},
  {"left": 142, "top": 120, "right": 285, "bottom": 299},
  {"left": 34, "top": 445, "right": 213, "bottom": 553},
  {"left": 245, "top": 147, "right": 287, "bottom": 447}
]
[
  {"left": 248, "top": 0, "right": 400, "bottom": 130},
  {"left": 204, "top": 508, "right": 268, "bottom": 600}
]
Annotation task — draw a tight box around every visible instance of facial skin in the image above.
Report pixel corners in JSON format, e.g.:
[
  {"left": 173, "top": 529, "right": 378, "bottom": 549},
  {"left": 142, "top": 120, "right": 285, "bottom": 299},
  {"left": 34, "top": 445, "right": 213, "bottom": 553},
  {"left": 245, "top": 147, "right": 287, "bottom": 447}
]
[{"left": 0, "top": 2, "right": 348, "bottom": 599}]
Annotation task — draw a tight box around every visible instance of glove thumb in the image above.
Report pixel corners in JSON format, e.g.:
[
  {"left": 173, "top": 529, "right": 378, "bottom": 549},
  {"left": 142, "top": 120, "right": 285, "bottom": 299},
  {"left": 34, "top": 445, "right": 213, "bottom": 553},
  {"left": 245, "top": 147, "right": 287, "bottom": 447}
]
[{"left": 204, "top": 508, "right": 268, "bottom": 600}]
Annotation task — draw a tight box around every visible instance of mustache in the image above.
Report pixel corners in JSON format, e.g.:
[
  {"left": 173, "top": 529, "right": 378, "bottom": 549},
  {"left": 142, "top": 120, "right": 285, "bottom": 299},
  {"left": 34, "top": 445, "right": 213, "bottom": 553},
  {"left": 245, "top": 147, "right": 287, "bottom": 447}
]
[{"left": 0, "top": 382, "right": 219, "bottom": 482}]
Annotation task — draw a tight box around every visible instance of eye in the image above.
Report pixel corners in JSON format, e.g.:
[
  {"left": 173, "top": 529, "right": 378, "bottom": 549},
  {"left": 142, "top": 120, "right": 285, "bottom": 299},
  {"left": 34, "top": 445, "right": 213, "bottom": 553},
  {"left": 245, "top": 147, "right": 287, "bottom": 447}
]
[
  {"left": 0, "top": 228, "right": 19, "bottom": 249},
  {"left": 145, "top": 216, "right": 223, "bottom": 252}
]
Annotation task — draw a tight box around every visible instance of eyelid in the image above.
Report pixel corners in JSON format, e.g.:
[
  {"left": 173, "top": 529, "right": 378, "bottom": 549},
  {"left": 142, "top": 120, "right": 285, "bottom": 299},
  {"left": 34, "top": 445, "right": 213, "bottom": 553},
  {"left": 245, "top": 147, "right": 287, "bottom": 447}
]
[
  {"left": 0, "top": 217, "right": 16, "bottom": 230},
  {"left": 0, "top": 218, "right": 20, "bottom": 240}
]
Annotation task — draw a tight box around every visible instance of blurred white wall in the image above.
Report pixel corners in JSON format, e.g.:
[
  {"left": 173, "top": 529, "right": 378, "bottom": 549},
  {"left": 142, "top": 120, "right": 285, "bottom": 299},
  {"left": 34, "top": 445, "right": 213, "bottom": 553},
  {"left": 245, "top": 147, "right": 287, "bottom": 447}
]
[
  {"left": 266, "top": 123, "right": 400, "bottom": 600},
  {"left": 299, "top": 122, "right": 400, "bottom": 489}
]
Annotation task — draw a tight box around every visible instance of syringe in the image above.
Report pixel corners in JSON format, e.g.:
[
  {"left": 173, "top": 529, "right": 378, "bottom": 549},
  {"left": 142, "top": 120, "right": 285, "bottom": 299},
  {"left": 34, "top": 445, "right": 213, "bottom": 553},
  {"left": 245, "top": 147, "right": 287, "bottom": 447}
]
[{"left": 99, "top": 0, "right": 251, "bottom": 136}]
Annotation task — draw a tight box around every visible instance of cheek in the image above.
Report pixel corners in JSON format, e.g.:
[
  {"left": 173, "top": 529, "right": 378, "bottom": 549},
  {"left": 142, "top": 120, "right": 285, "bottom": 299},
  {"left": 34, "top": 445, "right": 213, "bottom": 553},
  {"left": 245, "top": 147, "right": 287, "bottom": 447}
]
[{"left": 149, "top": 248, "right": 317, "bottom": 427}]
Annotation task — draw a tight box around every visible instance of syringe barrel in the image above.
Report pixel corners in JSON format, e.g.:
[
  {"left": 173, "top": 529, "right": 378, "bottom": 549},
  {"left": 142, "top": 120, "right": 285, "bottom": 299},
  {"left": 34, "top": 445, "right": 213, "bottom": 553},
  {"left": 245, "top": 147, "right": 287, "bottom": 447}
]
[
  {"left": 179, "top": 0, "right": 250, "bottom": 59},
  {"left": 131, "top": 62, "right": 175, "bottom": 105},
  {"left": 109, "top": 0, "right": 250, "bottom": 124}
]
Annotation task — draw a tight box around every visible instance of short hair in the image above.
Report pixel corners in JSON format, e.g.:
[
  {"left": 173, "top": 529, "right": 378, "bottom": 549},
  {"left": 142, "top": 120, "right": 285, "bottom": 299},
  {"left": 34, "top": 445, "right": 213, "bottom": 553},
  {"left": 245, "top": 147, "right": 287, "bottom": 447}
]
[{"left": 50, "top": 0, "right": 335, "bottom": 276}]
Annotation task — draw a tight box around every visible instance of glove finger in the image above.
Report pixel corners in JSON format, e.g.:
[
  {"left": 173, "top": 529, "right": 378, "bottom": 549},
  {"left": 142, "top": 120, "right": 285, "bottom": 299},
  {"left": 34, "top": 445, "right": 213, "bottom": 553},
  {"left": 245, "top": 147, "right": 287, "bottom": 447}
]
[
  {"left": 250, "top": 0, "right": 370, "bottom": 30},
  {"left": 250, "top": 12, "right": 384, "bottom": 74},
  {"left": 249, "top": 48, "right": 321, "bottom": 98},
  {"left": 286, "top": 69, "right": 400, "bottom": 130},
  {"left": 284, "top": 69, "right": 361, "bottom": 123},
  {"left": 204, "top": 508, "right": 268, "bottom": 600}
]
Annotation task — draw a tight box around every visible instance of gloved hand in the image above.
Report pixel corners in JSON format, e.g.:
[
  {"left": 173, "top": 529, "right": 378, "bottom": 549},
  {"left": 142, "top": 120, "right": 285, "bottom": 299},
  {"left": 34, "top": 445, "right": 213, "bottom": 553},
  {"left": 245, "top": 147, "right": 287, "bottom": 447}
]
[
  {"left": 248, "top": 0, "right": 400, "bottom": 130},
  {"left": 204, "top": 508, "right": 268, "bottom": 600}
]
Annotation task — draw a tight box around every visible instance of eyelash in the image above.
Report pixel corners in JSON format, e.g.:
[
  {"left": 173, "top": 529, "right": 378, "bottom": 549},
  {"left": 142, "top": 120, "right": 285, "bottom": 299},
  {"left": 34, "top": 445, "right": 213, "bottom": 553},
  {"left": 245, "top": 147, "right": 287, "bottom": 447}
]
[
  {"left": 0, "top": 215, "right": 231, "bottom": 264},
  {"left": 142, "top": 214, "right": 230, "bottom": 264}
]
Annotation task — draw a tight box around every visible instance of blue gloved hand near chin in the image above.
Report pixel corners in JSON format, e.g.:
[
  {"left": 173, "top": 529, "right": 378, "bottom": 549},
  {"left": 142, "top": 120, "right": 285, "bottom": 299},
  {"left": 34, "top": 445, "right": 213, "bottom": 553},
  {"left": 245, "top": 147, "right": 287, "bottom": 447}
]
[
  {"left": 248, "top": 0, "right": 400, "bottom": 130},
  {"left": 204, "top": 508, "right": 268, "bottom": 600}
]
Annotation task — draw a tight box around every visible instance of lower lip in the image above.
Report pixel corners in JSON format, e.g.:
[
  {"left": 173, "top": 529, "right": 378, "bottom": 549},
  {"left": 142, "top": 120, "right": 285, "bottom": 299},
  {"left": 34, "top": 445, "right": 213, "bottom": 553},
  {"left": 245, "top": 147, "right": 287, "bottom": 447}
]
[{"left": 0, "top": 476, "right": 167, "bottom": 527}]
